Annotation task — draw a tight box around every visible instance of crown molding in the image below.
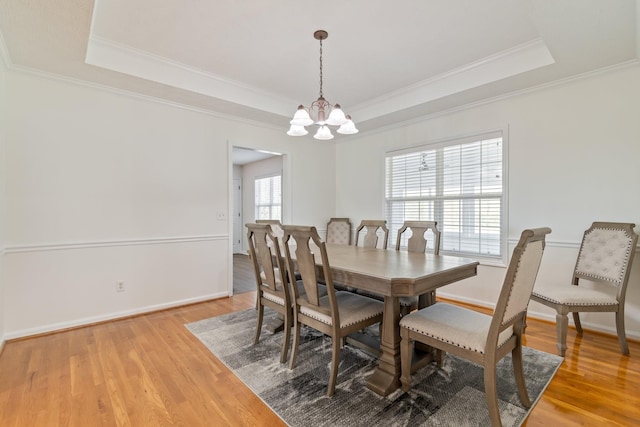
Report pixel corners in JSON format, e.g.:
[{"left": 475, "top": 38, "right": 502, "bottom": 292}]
[
  {"left": 343, "top": 58, "right": 640, "bottom": 142},
  {"left": 85, "top": 35, "right": 295, "bottom": 118},
  {"left": 350, "top": 38, "right": 555, "bottom": 122},
  {"left": 5, "top": 62, "right": 285, "bottom": 132}
]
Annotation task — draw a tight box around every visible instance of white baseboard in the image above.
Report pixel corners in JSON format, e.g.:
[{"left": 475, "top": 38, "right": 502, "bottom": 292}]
[{"left": 3, "top": 291, "right": 229, "bottom": 341}]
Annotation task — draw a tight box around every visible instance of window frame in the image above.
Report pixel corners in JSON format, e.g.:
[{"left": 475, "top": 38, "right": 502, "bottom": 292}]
[
  {"left": 384, "top": 129, "right": 509, "bottom": 266},
  {"left": 254, "top": 172, "right": 282, "bottom": 221}
]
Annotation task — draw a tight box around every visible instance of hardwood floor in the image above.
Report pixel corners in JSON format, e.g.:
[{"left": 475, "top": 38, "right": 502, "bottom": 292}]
[
  {"left": 0, "top": 294, "right": 639, "bottom": 426},
  {"left": 233, "top": 253, "right": 255, "bottom": 295}
]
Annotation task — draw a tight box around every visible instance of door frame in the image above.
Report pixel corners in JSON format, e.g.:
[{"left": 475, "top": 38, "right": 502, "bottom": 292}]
[{"left": 227, "top": 141, "right": 292, "bottom": 296}]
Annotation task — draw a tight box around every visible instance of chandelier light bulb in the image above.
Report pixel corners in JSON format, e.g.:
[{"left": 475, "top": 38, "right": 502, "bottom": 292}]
[
  {"left": 326, "top": 104, "right": 347, "bottom": 126},
  {"left": 337, "top": 115, "right": 359, "bottom": 135},
  {"left": 287, "top": 124, "right": 309, "bottom": 136},
  {"left": 314, "top": 125, "right": 334, "bottom": 140},
  {"left": 290, "top": 105, "right": 314, "bottom": 127}
]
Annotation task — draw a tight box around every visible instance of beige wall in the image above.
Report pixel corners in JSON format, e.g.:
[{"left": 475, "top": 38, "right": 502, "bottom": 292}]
[{"left": 336, "top": 64, "right": 640, "bottom": 339}]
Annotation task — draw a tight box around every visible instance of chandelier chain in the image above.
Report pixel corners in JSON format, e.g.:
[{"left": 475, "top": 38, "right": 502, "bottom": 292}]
[{"left": 319, "top": 37, "right": 323, "bottom": 98}]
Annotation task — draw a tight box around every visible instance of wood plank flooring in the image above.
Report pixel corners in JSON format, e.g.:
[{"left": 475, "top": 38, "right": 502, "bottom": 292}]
[
  {"left": 1, "top": 294, "right": 639, "bottom": 426},
  {"left": 233, "top": 253, "right": 255, "bottom": 295}
]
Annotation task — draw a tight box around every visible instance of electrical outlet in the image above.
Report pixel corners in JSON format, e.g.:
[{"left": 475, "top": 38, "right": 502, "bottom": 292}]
[
  {"left": 216, "top": 210, "right": 227, "bottom": 220},
  {"left": 116, "top": 281, "right": 125, "bottom": 292}
]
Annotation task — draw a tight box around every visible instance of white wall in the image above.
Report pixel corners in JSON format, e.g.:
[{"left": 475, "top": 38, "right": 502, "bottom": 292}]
[
  {"left": 0, "top": 53, "right": 7, "bottom": 349},
  {"left": 2, "top": 70, "right": 336, "bottom": 338},
  {"left": 336, "top": 64, "right": 640, "bottom": 340}
]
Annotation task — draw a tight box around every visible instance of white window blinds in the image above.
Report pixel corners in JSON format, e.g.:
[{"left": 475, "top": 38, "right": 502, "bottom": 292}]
[
  {"left": 255, "top": 174, "right": 282, "bottom": 220},
  {"left": 385, "top": 131, "right": 506, "bottom": 261}
]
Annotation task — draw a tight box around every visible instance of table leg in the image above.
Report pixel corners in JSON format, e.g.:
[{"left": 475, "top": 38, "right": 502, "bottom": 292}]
[
  {"left": 366, "top": 296, "right": 401, "bottom": 396},
  {"left": 265, "top": 313, "right": 285, "bottom": 334}
]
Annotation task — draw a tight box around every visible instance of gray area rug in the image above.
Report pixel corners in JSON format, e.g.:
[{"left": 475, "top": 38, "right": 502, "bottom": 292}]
[{"left": 186, "top": 309, "right": 562, "bottom": 426}]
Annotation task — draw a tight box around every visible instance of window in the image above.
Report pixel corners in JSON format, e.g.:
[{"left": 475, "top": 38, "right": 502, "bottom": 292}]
[
  {"left": 385, "top": 131, "right": 506, "bottom": 263},
  {"left": 255, "top": 173, "right": 282, "bottom": 220}
]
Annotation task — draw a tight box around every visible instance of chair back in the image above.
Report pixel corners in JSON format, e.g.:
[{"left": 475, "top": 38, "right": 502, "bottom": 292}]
[
  {"left": 256, "top": 219, "right": 284, "bottom": 239},
  {"left": 326, "top": 217, "right": 352, "bottom": 245},
  {"left": 355, "top": 220, "right": 389, "bottom": 249},
  {"left": 395, "top": 220, "right": 441, "bottom": 254},
  {"left": 573, "top": 222, "right": 637, "bottom": 298},
  {"left": 493, "top": 228, "right": 551, "bottom": 332},
  {"left": 246, "top": 223, "right": 288, "bottom": 299},
  {"left": 282, "top": 225, "right": 338, "bottom": 320}
]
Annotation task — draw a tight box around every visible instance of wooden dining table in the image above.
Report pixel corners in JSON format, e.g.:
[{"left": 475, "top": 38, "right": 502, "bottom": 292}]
[{"left": 320, "top": 244, "right": 479, "bottom": 397}]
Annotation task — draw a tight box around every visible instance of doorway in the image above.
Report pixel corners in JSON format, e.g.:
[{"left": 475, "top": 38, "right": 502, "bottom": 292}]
[{"left": 230, "top": 146, "right": 287, "bottom": 295}]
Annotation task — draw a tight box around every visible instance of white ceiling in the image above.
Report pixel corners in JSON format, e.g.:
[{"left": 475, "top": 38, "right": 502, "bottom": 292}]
[{"left": 1, "top": 0, "right": 638, "bottom": 137}]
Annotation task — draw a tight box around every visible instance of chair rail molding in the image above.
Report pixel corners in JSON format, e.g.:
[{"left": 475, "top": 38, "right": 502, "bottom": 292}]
[{"left": 4, "top": 234, "right": 227, "bottom": 254}]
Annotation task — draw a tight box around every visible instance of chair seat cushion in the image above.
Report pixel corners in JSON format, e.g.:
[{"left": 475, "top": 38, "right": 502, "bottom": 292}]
[
  {"left": 262, "top": 289, "right": 286, "bottom": 306},
  {"left": 532, "top": 284, "right": 618, "bottom": 306},
  {"left": 300, "top": 291, "right": 383, "bottom": 328},
  {"left": 399, "top": 303, "right": 513, "bottom": 354},
  {"left": 263, "top": 280, "right": 327, "bottom": 306}
]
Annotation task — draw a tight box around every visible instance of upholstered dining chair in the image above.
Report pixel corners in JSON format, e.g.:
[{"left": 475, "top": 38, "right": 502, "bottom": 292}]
[
  {"left": 531, "top": 222, "right": 638, "bottom": 356},
  {"left": 256, "top": 219, "right": 302, "bottom": 281},
  {"left": 400, "top": 227, "right": 551, "bottom": 427},
  {"left": 355, "top": 220, "right": 389, "bottom": 249},
  {"left": 256, "top": 219, "right": 284, "bottom": 239},
  {"left": 281, "top": 225, "right": 384, "bottom": 397},
  {"left": 354, "top": 219, "right": 416, "bottom": 314},
  {"left": 246, "top": 223, "right": 293, "bottom": 364},
  {"left": 325, "top": 217, "right": 353, "bottom": 291},
  {"left": 326, "top": 217, "right": 352, "bottom": 245},
  {"left": 395, "top": 220, "right": 442, "bottom": 308},
  {"left": 395, "top": 220, "right": 441, "bottom": 254}
]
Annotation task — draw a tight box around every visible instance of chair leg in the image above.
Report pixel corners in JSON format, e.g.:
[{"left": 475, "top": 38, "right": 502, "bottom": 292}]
[
  {"left": 327, "top": 336, "right": 342, "bottom": 397},
  {"left": 254, "top": 302, "right": 264, "bottom": 345},
  {"left": 435, "top": 349, "right": 445, "bottom": 368},
  {"left": 280, "top": 309, "right": 292, "bottom": 364},
  {"left": 511, "top": 344, "right": 531, "bottom": 408},
  {"left": 572, "top": 312, "right": 583, "bottom": 334},
  {"left": 400, "top": 328, "right": 413, "bottom": 392},
  {"left": 483, "top": 361, "right": 502, "bottom": 427},
  {"left": 615, "top": 309, "right": 630, "bottom": 355},
  {"left": 556, "top": 313, "right": 568, "bottom": 357},
  {"left": 289, "top": 319, "right": 301, "bottom": 369}
]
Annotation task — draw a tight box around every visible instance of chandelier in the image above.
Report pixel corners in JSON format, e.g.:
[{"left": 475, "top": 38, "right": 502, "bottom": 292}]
[{"left": 287, "top": 30, "right": 358, "bottom": 140}]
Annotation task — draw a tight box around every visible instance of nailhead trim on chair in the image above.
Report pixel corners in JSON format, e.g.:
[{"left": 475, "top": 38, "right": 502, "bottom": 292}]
[
  {"left": 299, "top": 292, "right": 384, "bottom": 328},
  {"left": 576, "top": 227, "right": 634, "bottom": 285},
  {"left": 262, "top": 291, "right": 286, "bottom": 306},
  {"left": 530, "top": 291, "right": 618, "bottom": 306},
  {"left": 400, "top": 303, "right": 513, "bottom": 354}
]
